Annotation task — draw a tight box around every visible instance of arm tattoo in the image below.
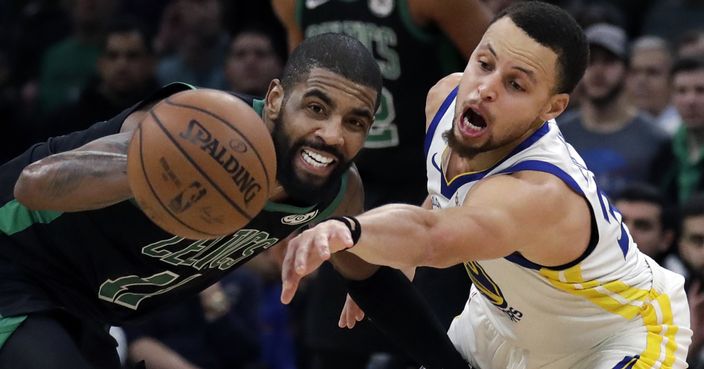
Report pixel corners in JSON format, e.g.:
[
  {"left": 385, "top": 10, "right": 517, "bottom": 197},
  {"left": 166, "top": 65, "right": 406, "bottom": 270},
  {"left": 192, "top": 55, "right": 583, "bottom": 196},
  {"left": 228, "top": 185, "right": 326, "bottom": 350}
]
[{"left": 41, "top": 151, "right": 127, "bottom": 198}]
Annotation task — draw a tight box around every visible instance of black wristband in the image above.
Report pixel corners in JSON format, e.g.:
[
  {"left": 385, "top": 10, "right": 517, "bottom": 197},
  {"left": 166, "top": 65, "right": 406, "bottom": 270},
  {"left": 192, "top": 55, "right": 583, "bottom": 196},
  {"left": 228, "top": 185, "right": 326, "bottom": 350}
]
[{"left": 327, "top": 216, "right": 362, "bottom": 246}]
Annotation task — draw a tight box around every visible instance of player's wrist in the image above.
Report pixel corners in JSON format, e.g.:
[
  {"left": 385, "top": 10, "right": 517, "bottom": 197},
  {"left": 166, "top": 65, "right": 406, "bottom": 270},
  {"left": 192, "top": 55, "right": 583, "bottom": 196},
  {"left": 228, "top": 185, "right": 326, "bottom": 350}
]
[{"left": 327, "top": 216, "right": 362, "bottom": 247}]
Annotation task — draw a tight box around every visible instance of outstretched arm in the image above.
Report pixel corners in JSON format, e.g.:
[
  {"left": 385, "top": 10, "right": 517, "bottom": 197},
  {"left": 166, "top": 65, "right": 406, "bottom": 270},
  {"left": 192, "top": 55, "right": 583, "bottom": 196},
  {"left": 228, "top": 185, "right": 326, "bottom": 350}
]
[{"left": 281, "top": 171, "right": 591, "bottom": 302}]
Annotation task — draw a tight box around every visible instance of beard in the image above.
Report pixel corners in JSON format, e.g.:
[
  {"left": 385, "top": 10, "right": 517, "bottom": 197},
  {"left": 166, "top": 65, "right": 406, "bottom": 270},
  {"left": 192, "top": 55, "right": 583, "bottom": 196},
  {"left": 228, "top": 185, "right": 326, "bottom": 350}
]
[
  {"left": 443, "top": 128, "right": 485, "bottom": 159},
  {"left": 587, "top": 79, "right": 625, "bottom": 108},
  {"left": 271, "top": 115, "right": 353, "bottom": 204}
]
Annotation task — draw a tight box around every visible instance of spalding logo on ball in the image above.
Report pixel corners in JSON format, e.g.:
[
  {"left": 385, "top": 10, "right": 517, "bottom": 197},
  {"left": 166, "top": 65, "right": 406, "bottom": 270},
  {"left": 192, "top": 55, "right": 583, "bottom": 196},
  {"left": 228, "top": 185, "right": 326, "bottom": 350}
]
[{"left": 127, "top": 89, "right": 277, "bottom": 240}]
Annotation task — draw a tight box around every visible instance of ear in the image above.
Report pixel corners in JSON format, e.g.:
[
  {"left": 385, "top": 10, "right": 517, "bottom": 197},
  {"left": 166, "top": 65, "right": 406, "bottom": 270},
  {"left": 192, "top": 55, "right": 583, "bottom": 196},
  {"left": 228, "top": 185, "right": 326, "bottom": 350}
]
[
  {"left": 539, "top": 93, "right": 570, "bottom": 122},
  {"left": 264, "top": 79, "right": 285, "bottom": 122}
]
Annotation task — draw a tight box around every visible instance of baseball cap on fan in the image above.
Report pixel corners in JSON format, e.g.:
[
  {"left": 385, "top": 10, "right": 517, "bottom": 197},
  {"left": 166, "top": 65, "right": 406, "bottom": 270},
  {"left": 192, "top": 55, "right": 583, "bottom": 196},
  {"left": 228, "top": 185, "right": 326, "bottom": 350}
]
[{"left": 585, "top": 23, "right": 628, "bottom": 59}]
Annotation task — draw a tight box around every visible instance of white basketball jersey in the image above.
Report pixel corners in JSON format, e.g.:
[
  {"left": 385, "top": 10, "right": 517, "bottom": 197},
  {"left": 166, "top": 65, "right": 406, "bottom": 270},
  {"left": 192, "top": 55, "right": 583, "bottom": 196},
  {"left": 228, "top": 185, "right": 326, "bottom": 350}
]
[{"left": 426, "top": 88, "right": 691, "bottom": 369}]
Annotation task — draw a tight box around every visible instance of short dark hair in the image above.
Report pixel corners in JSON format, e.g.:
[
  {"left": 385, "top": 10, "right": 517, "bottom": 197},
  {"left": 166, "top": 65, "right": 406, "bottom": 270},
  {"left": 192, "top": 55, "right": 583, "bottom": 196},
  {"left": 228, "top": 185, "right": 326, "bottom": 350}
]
[
  {"left": 675, "top": 29, "right": 704, "bottom": 53},
  {"left": 493, "top": 1, "right": 589, "bottom": 94},
  {"left": 102, "top": 17, "right": 153, "bottom": 54},
  {"left": 280, "top": 33, "right": 383, "bottom": 109},
  {"left": 671, "top": 56, "right": 704, "bottom": 78},
  {"left": 681, "top": 193, "right": 704, "bottom": 221},
  {"left": 615, "top": 182, "right": 676, "bottom": 231},
  {"left": 230, "top": 25, "right": 287, "bottom": 64}
]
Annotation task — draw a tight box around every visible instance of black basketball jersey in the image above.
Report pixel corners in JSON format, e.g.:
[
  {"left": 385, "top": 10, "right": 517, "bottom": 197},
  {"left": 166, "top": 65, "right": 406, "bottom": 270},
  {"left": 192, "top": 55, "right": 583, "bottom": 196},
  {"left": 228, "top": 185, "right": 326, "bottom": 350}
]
[
  {"left": 0, "top": 83, "right": 347, "bottom": 325},
  {"left": 297, "top": 0, "right": 463, "bottom": 205}
]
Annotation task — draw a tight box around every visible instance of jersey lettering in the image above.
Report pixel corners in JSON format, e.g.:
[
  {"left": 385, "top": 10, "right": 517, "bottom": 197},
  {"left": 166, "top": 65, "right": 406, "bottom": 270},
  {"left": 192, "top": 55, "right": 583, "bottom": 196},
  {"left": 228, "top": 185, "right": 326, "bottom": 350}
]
[
  {"left": 99, "top": 229, "right": 279, "bottom": 310},
  {"left": 98, "top": 271, "right": 201, "bottom": 310}
]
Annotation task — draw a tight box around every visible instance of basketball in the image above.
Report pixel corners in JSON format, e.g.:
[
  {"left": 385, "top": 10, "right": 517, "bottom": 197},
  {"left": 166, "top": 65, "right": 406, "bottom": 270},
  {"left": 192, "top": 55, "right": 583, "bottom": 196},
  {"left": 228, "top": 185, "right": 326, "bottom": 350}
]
[{"left": 127, "top": 88, "right": 276, "bottom": 240}]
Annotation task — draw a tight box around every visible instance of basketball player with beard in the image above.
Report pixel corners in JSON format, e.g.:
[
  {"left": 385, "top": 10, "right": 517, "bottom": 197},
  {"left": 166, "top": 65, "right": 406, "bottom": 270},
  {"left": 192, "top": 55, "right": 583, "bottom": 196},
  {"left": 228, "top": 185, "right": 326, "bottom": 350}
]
[
  {"left": 281, "top": 4, "right": 692, "bottom": 368},
  {"left": 559, "top": 23, "right": 669, "bottom": 197},
  {"left": 0, "top": 33, "right": 467, "bottom": 369}
]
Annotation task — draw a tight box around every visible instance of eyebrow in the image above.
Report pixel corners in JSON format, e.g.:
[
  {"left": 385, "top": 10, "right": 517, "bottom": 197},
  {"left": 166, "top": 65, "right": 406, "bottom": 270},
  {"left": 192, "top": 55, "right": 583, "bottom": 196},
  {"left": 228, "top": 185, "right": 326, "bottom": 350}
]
[
  {"left": 486, "top": 42, "right": 538, "bottom": 84},
  {"left": 303, "top": 89, "right": 335, "bottom": 108},
  {"left": 304, "top": 88, "right": 374, "bottom": 121}
]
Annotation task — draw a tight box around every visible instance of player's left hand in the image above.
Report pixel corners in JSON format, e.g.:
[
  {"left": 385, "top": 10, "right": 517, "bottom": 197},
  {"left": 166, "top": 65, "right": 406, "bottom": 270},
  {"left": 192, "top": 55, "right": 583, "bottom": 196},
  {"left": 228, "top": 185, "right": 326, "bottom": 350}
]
[
  {"left": 339, "top": 293, "right": 365, "bottom": 328},
  {"left": 280, "top": 220, "right": 354, "bottom": 304}
]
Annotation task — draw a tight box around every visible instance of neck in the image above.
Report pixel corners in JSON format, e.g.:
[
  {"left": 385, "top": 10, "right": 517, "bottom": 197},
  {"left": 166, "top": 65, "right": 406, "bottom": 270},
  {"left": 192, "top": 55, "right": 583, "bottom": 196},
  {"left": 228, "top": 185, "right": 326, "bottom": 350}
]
[
  {"left": 269, "top": 183, "right": 288, "bottom": 202},
  {"left": 581, "top": 93, "right": 637, "bottom": 133}
]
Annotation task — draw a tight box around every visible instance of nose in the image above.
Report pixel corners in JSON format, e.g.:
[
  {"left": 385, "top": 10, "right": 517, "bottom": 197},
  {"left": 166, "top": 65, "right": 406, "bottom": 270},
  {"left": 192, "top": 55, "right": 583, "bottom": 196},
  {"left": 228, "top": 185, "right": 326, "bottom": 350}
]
[
  {"left": 478, "top": 83, "right": 497, "bottom": 102},
  {"left": 316, "top": 119, "right": 345, "bottom": 147}
]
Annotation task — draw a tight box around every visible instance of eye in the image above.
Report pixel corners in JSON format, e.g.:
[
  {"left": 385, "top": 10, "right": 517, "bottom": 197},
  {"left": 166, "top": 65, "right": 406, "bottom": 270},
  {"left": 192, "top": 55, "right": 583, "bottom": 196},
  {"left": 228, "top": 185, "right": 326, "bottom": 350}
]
[
  {"left": 478, "top": 60, "right": 491, "bottom": 71},
  {"left": 346, "top": 118, "right": 368, "bottom": 131},
  {"left": 307, "top": 103, "right": 324, "bottom": 115},
  {"left": 509, "top": 80, "right": 525, "bottom": 92}
]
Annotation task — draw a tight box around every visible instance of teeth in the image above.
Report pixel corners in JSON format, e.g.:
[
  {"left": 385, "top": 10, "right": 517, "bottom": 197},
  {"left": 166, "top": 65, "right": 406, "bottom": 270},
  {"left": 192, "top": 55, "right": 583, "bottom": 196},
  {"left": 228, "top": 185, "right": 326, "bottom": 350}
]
[
  {"left": 302, "top": 149, "right": 334, "bottom": 167},
  {"left": 463, "top": 116, "right": 483, "bottom": 131}
]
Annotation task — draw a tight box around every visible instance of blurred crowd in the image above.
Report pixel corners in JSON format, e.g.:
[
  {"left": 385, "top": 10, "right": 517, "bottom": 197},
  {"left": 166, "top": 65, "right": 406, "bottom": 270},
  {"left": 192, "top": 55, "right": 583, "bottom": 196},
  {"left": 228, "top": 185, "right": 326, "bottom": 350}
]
[{"left": 1, "top": 0, "right": 703, "bottom": 368}]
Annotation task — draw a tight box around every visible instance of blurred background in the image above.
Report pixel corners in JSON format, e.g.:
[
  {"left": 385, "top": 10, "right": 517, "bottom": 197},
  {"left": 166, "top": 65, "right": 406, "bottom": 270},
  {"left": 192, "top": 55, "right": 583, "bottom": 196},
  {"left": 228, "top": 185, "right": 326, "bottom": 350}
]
[{"left": 1, "top": 0, "right": 702, "bottom": 368}]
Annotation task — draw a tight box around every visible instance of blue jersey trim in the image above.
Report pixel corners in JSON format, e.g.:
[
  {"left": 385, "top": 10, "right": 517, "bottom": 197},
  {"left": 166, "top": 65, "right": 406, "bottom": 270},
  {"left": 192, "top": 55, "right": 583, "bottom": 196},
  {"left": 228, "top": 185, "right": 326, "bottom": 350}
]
[
  {"left": 424, "top": 86, "right": 458, "bottom": 159},
  {"left": 439, "top": 123, "right": 551, "bottom": 199},
  {"left": 612, "top": 355, "right": 640, "bottom": 369},
  {"left": 505, "top": 252, "right": 542, "bottom": 270},
  {"left": 496, "top": 159, "right": 601, "bottom": 271},
  {"left": 495, "top": 160, "right": 584, "bottom": 195}
]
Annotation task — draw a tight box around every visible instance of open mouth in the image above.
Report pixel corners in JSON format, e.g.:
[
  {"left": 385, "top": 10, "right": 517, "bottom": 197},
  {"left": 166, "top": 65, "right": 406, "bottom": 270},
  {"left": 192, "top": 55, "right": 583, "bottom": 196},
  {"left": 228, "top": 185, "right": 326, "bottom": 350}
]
[{"left": 459, "top": 107, "right": 488, "bottom": 137}]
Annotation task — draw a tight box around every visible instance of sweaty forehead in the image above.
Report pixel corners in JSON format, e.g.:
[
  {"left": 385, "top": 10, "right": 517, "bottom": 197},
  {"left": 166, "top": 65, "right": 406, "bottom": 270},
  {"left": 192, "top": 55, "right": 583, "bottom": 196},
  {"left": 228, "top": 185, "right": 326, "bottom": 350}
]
[{"left": 300, "top": 68, "right": 377, "bottom": 110}]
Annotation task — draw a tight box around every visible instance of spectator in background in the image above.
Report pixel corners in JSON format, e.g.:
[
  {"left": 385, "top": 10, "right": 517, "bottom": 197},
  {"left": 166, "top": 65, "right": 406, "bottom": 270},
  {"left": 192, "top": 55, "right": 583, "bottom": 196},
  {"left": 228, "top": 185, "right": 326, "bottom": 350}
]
[
  {"left": 156, "top": 0, "right": 229, "bottom": 89},
  {"left": 677, "top": 29, "right": 704, "bottom": 58},
  {"left": 37, "top": 0, "right": 117, "bottom": 115},
  {"left": 272, "top": 0, "right": 491, "bottom": 368},
  {"left": 627, "top": 36, "right": 681, "bottom": 135},
  {"left": 224, "top": 27, "right": 285, "bottom": 97},
  {"left": 614, "top": 182, "right": 682, "bottom": 273},
  {"left": 652, "top": 57, "right": 704, "bottom": 204},
  {"left": 124, "top": 270, "right": 263, "bottom": 369},
  {"left": 676, "top": 194, "right": 704, "bottom": 369},
  {"left": 641, "top": 0, "right": 704, "bottom": 44},
  {"left": 6, "top": 0, "right": 71, "bottom": 104},
  {"left": 560, "top": 23, "right": 669, "bottom": 196},
  {"left": 40, "top": 17, "right": 158, "bottom": 140}
]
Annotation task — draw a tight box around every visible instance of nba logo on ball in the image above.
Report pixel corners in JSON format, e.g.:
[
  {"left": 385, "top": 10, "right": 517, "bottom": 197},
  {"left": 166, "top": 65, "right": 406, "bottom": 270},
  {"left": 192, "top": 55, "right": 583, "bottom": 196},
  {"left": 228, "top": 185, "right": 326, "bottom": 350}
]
[
  {"left": 127, "top": 89, "right": 276, "bottom": 240},
  {"left": 178, "top": 119, "right": 263, "bottom": 206}
]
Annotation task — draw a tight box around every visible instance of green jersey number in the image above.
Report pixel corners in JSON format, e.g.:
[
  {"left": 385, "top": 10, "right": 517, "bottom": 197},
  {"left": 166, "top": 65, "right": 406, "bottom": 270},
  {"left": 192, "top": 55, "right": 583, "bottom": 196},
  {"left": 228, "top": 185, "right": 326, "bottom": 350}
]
[
  {"left": 98, "top": 271, "right": 201, "bottom": 310},
  {"left": 366, "top": 87, "right": 399, "bottom": 148}
]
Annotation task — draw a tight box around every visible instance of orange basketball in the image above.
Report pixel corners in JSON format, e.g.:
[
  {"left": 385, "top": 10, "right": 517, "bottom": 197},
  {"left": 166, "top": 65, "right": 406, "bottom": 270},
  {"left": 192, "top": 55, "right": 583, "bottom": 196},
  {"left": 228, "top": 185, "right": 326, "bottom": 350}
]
[{"left": 127, "top": 88, "right": 276, "bottom": 239}]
